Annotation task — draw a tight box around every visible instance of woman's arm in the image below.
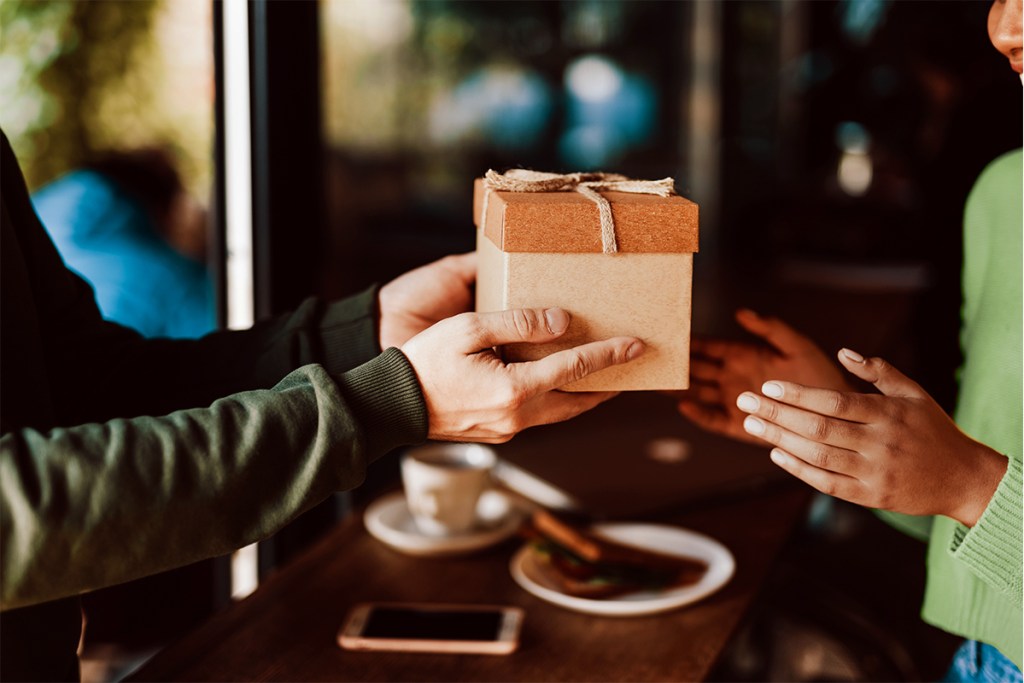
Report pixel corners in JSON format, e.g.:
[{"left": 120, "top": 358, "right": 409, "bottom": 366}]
[
  {"left": 676, "top": 309, "right": 851, "bottom": 444},
  {"left": 735, "top": 349, "right": 1022, "bottom": 601},
  {"left": 736, "top": 349, "right": 1008, "bottom": 525}
]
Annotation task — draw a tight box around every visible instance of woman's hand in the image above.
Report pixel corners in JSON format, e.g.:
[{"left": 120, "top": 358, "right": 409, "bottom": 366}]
[
  {"left": 677, "top": 309, "right": 851, "bottom": 444},
  {"left": 378, "top": 252, "right": 476, "bottom": 349},
  {"left": 736, "top": 348, "right": 1008, "bottom": 526},
  {"left": 401, "top": 307, "right": 644, "bottom": 443}
]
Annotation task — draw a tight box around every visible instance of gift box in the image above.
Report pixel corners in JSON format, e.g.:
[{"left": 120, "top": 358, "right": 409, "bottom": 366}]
[{"left": 473, "top": 169, "right": 699, "bottom": 391}]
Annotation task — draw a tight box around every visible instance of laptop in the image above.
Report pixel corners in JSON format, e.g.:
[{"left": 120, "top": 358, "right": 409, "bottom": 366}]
[{"left": 490, "top": 391, "right": 790, "bottom": 520}]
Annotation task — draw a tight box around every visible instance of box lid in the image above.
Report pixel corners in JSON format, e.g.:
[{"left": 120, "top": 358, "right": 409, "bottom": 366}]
[{"left": 473, "top": 177, "right": 699, "bottom": 254}]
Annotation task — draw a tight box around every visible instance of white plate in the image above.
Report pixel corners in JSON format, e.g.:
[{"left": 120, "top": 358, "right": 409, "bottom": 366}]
[
  {"left": 509, "top": 523, "right": 735, "bottom": 616},
  {"left": 364, "top": 490, "right": 525, "bottom": 557}
]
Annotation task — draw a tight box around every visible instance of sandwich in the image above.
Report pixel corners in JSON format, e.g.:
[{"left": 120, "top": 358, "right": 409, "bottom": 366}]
[{"left": 522, "top": 510, "right": 708, "bottom": 599}]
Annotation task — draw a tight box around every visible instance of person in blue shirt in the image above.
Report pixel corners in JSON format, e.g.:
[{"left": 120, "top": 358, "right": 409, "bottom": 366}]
[{"left": 32, "top": 149, "right": 216, "bottom": 339}]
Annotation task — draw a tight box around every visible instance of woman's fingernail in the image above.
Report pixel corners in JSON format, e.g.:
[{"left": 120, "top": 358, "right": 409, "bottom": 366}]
[
  {"left": 841, "top": 348, "right": 865, "bottom": 363},
  {"left": 544, "top": 308, "right": 569, "bottom": 334},
  {"left": 736, "top": 393, "right": 760, "bottom": 412},
  {"left": 770, "top": 448, "right": 788, "bottom": 465},
  {"left": 762, "top": 381, "right": 784, "bottom": 398},
  {"left": 743, "top": 416, "right": 766, "bottom": 436},
  {"left": 626, "top": 341, "right": 645, "bottom": 361}
]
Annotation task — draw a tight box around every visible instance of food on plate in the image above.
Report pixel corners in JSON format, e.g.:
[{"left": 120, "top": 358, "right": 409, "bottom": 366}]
[{"left": 522, "top": 510, "right": 708, "bottom": 599}]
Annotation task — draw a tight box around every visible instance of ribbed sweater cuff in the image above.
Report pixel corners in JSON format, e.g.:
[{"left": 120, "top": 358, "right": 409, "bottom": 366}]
[
  {"left": 320, "top": 286, "right": 381, "bottom": 374},
  {"left": 949, "top": 455, "right": 1023, "bottom": 599},
  {"left": 334, "top": 347, "right": 428, "bottom": 461}
]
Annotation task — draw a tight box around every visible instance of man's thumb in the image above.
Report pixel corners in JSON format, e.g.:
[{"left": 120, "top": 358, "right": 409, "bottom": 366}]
[{"left": 461, "top": 308, "right": 571, "bottom": 350}]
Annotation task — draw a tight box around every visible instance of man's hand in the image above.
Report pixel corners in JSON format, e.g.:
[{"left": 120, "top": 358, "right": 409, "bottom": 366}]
[
  {"left": 735, "top": 349, "right": 1008, "bottom": 527},
  {"left": 378, "top": 253, "right": 476, "bottom": 349},
  {"left": 677, "top": 309, "right": 851, "bottom": 444},
  {"left": 401, "top": 307, "right": 645, "bottom": 443}
]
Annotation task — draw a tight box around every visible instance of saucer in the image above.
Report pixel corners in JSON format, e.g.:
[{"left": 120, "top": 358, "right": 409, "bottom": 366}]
[
  {"left": 510, "top": 522, "right": 735, "bottom": 616},
  {"left": 364, "top": 490, "right": 526, "bottom": 557}
]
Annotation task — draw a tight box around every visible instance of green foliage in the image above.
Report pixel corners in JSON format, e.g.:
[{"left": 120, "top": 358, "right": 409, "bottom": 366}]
[
  {"left": 0, "top": 0, "right": 209, "bottom": 195},
  {"left": 0, "top": 0, "right": 76, "bottom": 172}
]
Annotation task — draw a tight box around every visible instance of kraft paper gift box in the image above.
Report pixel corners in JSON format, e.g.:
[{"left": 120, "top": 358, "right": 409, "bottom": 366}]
[{"left": 473, "top": 169, "right": 699, "bottom": 392}]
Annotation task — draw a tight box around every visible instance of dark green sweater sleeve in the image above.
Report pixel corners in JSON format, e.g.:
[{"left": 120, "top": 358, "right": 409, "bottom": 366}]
[
  {"left": 0, "top": 131, "right": 429, "bottom": 612},
  {"left": 1, "top": 352, "right": 427, "bottom": 611},
  {"left": 44, "top": 286, "right": 387, "bottom": 425}
]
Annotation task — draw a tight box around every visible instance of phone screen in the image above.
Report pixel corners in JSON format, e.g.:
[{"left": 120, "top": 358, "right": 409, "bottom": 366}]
[{"left": 361, "top": 607, "right": 505, "bottom": 641}]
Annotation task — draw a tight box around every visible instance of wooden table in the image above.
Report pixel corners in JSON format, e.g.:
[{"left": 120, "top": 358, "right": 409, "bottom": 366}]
[
  {"left": 130, "top": 484, "right": 809, "bottom": 682},
  {"left": 123, "top": 258, "right": 927, "bottom": 681}
]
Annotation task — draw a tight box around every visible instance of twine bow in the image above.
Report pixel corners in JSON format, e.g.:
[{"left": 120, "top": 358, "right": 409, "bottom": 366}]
[{"left": 481, "top": 169, "right": 676, "bottom": 254}]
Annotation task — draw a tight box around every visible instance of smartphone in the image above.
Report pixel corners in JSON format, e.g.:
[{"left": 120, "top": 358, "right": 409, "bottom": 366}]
[{"left": 337, "top": 602, "right": 523, "bottom": 655}]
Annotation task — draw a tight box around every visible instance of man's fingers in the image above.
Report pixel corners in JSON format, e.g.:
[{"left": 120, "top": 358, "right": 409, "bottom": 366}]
[
  {"left": 511, "top": 336, "right": 644, "bottom": 392},
  {"left": 735, "top": 309, "right": 813, "bottom": 355},
  {"left": 439, "top": 252, "right": 478, "bottom": 285},
  {"left": 837, "top": 348, "right": 926, "bottom": 398},
  {"left": 520, "top": 390, "right": 619, "bottom": 429},
  {"left": 455, "top": 308, "right": 573, "bottom": 351}
]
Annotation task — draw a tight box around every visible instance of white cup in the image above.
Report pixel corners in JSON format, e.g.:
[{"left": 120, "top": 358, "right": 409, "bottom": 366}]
[{"left": 400, "top": 443, "right": 497, "bottom": 536}]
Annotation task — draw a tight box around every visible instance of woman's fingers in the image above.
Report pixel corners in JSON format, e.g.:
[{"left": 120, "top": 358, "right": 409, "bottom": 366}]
[
  {"left": 837, "top": 349, "right": 927, "bottom": 399},
  {"left": 677, "top": 400, "right": 736, "bottom": 436},
  {"left": 741, "top": 415, "right": 864, "bottom": 476},
  {"left": 735, "top": 309, "right": 814, "bottom": 355},
  {"left": 753, "top": 380, "right": 877, "bottom": 423},
  {"left": 689, "top": 356, "right": 724, "bottom": 383},
  {"left": 690, "top": 337, "right": 748, "bottom": 361},
  {"left": 769, "top": 447, "right": 865, "bottom": 500},
  {"left": 683, "top": 381, "right": 722, "bottom": 406},
  {"left": 690, "top": 337, "right": 725, "bottom": 360},
  {"left": 736, "top": 391, "right": 864, "bottom": 451}
]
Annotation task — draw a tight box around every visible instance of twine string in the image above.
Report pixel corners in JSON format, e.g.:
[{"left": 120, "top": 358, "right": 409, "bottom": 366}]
[{"left": 479, "top": 169, "right": 676, "bottom": 254}]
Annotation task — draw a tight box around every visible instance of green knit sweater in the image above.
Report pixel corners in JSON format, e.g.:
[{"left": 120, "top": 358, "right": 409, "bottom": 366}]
[
  {"left": 883, "top": 149, "right": 1023, "bottom": 667},
  {"left": 0, "top": 132, "right": 429, "bottom": 680},
  {"left": 922, "top": 148, "right": 1023, "bottom": 666}
]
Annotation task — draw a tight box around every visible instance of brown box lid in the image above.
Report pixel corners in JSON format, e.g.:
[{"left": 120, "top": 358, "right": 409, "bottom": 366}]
[{"left": 473, "top": 177, "right": 699, "bottom": 254}]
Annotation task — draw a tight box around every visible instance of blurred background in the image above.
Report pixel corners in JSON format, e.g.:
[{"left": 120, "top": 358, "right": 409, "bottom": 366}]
[
  {"left": 2, "top": 1, "right": 1020, "bottom": 681},
  {"left": 4, "top": 0, "right": 1019, "bottom": 401}
]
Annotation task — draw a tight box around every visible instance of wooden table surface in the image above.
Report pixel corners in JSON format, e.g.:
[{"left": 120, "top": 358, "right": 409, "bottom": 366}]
[{"left": 130, "top": 483, "right": 810, "bottom": 682}]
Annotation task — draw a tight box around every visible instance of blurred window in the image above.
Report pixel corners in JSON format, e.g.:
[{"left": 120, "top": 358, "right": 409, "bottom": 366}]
[
  {"left": 0, "top": 1, "right": 213, "bottom": 202},
  {"left": 319, "top": 0, "right": 690, "bottom": 295},
  {"left": 719, "top": 0, "right": 1021, "bottom": 267},
  {"left": 1, "top": 0, "right": 216, "bottom": 334}
]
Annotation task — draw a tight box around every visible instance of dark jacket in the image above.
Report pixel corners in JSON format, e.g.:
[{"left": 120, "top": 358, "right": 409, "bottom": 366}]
[{"left": 0, "top": 132, "right": 427, "bottom": 680}]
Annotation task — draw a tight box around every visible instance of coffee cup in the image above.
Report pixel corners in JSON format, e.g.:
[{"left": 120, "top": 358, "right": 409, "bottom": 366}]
[{"left": 400, "top": 443, "right": 497, "bottom": 536}]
